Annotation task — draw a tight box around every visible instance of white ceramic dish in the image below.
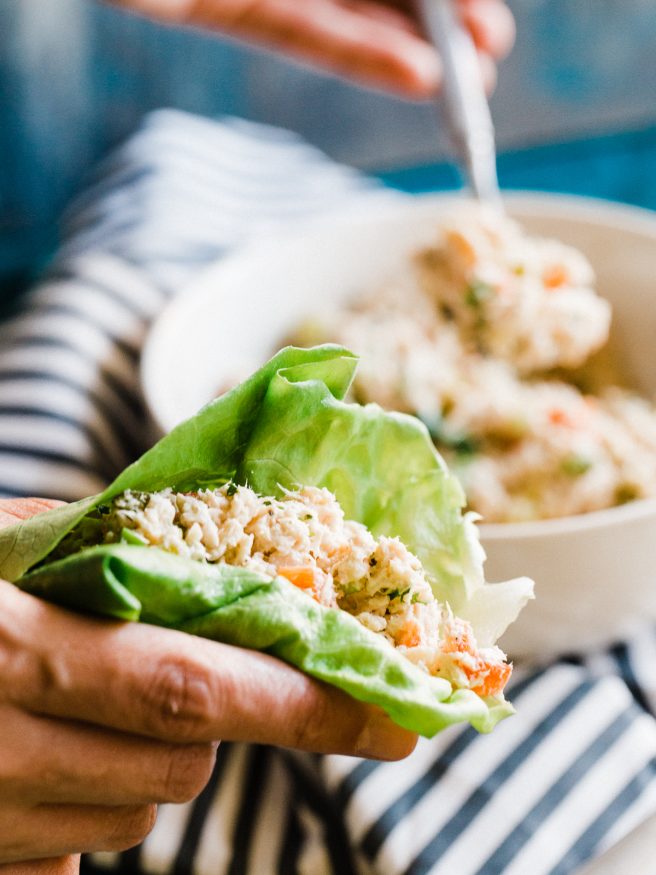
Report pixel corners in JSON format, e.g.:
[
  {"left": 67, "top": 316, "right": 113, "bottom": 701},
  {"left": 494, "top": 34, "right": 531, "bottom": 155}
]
[{"left": 142, "top": 193, "right": 656, "bottom": 660}]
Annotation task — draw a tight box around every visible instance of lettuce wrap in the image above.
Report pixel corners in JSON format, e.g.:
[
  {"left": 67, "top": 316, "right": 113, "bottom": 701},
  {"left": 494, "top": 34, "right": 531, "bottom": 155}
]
[{"left": 0, "top": 345, "right": 533, "bottom": 737}]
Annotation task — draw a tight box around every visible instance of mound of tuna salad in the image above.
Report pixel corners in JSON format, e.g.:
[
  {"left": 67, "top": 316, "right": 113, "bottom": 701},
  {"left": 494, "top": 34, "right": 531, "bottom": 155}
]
[
  {"left": 294, "top": 207, "right": 656, "bottom": 522},
  {"left": 414, "top": 206, "right": 611, "bottom": 374},
  {"left": 82, "top": 483, "right": 511, "bottom": 699}
]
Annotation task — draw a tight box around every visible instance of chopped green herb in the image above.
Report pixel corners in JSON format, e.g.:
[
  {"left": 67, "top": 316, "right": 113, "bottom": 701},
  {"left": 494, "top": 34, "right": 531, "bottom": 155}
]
[
  {"left": 452, "top": 435, "right": 480, "bottom": 457},
  {"left": 615, "top": 483, "right": 640, "bottom": 504},
  {"left": 387, "top": 587, "right": 410, "bottom": 601},
  {"left": 341, "top": 583, "right": 361, "bottom": 596},
  {"left": 417, "top": 411, "right": 443, "bottom": 443},
  {"left": 418, "top": 412, "right": 479, "bottom": 457},
  {"left": 560, "top": 454, "right": 592, "bottom": 477},
  {"left": 302, "top": 514, "right": 313, "bottom": 521},
  {"left": 120, "top": 528, "right": 147, "bottom": 546},
  {"left": 263, "top": 500, "right": 272, "bottom": 506},
  {"left": 226, "top": 482, "right": 238, "bottom": 496},
  {"left": 465, "top": 279, "right": 494, "bottom": 309}
]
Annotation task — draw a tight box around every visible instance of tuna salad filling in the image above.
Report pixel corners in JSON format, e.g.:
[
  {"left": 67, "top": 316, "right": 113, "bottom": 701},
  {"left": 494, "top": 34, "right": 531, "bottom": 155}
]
[
  {"left": 72, "top": 483, "right": 511, "bottom": 699},
  {"left": 414, "top": 205, "right": 611, "bottom": 374},
  {"left": 293, "top": 208, "right": 656, "bottom": 522}
]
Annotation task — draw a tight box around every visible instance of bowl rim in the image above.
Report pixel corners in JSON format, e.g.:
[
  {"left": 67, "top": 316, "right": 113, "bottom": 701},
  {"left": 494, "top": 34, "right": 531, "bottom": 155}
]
[
  {"left": 477, "top": 495, "right": 656, "bottom": 541},
  {"left": 142, "top": 189, "right": 656, "bottom": 541}
]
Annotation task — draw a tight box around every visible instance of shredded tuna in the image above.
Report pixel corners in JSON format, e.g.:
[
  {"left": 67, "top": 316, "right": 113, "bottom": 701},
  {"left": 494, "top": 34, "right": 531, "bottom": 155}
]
[{"left": 98, "top": 483, "right": 510, "bottom": 698}]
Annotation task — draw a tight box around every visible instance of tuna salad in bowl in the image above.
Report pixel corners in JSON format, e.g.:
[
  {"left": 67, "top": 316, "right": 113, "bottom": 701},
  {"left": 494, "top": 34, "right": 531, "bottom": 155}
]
[
  {"left": 293, "top": 205, "right": 656, "bottom": 525},
  {"left": 141, "top": 193, "right": 656, "bottom": 657}
]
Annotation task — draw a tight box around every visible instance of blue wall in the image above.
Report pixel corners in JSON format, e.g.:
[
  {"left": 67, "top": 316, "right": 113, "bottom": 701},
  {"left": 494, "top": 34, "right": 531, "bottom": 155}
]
[{"left": 2, "top": 0, "right": 656, "bottom": 294}]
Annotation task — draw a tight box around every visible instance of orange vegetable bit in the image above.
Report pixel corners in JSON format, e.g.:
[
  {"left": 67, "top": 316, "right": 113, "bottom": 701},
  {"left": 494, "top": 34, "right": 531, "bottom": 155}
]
[
  {"left": 473, "top": 661, "right": 513, "bottom": 698},
  {"left": 443, "top": 617, "right": 512, "bottom": 698},
  {"left": 548, "top": 407, "right": 573, "bottom": 427},
  {"left": 549, "top": 402, "right": 593, "bottom": 431},
  {"left": 398, "top": 621, "right": 421, "bottom": 649},
  {"left": 543, "top": 264, "right": 569, "bottom": 289},
  {"left": 278, "top": 566, "right": 317, "bottom": 590}
]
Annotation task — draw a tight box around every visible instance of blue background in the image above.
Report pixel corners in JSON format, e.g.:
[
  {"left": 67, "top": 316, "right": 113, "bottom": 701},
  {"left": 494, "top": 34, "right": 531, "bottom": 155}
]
[{"left": 2, "top": 0, "right": 656, "bottom": 299}]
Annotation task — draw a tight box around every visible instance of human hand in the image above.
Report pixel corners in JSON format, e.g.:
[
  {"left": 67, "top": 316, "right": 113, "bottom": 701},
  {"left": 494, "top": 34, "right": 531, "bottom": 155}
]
[
  {"left": 0, "top": 856, "right": 81, "bottom": 874},
  {"left": 109, "top": 0, "right": 515, "bottom": 96},
  {"left": 0, "top": 498, "right": 416, "bottom": 864}
]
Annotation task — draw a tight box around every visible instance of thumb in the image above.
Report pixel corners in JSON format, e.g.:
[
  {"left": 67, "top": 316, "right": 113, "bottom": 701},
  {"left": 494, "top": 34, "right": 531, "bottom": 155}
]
[
  {"left": 0, "top": 497, "right": 66, "bottom": 529},
  {"left": 0, "top": 857, "right": 81, "bottom": 875}
]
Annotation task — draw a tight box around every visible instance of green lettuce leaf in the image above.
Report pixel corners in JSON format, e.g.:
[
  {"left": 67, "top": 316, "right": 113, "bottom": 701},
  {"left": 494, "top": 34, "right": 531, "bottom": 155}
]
[
  {"left": 0, "top": 345, "right": 356, "bottom": 581},
  {"left": 237, "top": 363, "right": 531, "bottom": 647},
  {"left": 0, "top": 344, "right": 533, "bottom": 737},
  {"left": 19, "top": 544, "right": 511, "bottom": 736}
]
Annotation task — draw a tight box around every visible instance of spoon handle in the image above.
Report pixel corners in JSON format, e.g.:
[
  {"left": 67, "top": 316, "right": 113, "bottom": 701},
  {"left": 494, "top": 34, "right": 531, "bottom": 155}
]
[{"left": 416, "top": 0, "right": 503, "bottom": 208}]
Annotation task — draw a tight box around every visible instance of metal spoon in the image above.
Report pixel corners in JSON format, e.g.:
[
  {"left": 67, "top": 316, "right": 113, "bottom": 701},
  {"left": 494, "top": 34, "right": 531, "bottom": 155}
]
[{"left": 414, "top": 0, "right": 503, "bottom": 208}]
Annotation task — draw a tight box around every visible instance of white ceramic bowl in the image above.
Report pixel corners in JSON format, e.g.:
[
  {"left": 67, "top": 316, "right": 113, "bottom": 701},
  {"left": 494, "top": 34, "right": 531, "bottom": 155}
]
[{"left": 142, "top": 193, "right": 656, "bottom": 659}]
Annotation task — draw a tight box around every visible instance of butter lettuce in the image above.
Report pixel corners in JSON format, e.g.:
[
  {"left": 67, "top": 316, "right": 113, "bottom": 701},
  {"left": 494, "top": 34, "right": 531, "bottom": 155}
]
[{"left": 0, "top": 345, "right": 533, "bottom": 736}]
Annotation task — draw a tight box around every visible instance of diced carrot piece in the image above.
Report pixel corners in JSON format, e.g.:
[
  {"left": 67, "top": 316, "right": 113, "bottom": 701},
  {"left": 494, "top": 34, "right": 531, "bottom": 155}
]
[
  {"left": 398, "top": 621, "right": 421, "bottom": 648},
  {"left": 441, "top": 617, "right": 512, "bottom": 698},
  {"left": 278, "top": 566, "right": 317, "bottom": 590},
  {"left": 549, "top": 404, "right": 593, "bottom": 431},
  {"left": 475, "top": 661, "right": 512, "bottom": 698},
  {"left": 548, "top": 408, "right": 572, "bottom": 427},
  {"left": 543, "top": 265, "right": 568, "bottom": 289}
]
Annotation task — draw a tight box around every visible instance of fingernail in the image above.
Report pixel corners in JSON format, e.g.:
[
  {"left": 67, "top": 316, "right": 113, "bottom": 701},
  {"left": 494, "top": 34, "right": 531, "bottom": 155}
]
[
  {"left": 356, "top": 713, "right": 418, "bottom": 761},
  {"left": 406, "top": 44, "right": 443, "bottom": 92}
]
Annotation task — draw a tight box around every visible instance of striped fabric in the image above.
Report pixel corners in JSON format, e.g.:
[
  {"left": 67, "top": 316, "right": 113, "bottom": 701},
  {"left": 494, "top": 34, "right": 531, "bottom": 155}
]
[{"left": 1, "top": 110, "right": 655, "bottom": 875}]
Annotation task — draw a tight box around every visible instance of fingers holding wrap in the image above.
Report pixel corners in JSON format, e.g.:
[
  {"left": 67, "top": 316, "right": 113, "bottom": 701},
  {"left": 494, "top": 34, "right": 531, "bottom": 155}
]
[{"left": 2, "top": 581, "right": 417, "bottom": 758}]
